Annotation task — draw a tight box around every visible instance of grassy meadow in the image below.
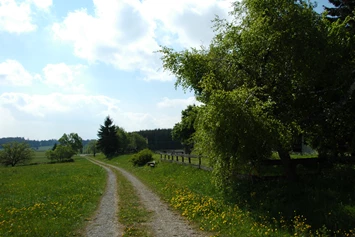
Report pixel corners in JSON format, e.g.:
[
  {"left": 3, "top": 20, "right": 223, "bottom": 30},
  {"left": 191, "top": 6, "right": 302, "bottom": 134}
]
[
  {"left": 0, "top": 157, "right": 106, "bottom": 236},
  {"left": 30, "top": 151, "right": 48, "bottom": 164},
  {"left": 97, "top": 153, "right": 355, "bottom": 237}
]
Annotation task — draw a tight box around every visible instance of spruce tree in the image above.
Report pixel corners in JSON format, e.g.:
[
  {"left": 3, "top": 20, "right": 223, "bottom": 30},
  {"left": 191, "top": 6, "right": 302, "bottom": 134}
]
[
  {"left": 97, "top": 116, "right": 119, "bottom": 158},
  {"left": 325, "top": 0, "right": 355, "bottom": 33}
]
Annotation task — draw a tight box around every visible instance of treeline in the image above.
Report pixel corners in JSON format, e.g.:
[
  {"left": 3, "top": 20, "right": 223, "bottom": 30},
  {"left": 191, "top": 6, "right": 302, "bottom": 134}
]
[
  {"left": 0, "top": 137, "right": 92, "bottom": 150},
  {"left": 1, "top": 129, "right": 182, "bottom": 152},
  {"left": 136, "top": 129, "right": 182, "bottom": 151},
  {"left": 0, "top": 137, "right": 57, "bottom": 149}
]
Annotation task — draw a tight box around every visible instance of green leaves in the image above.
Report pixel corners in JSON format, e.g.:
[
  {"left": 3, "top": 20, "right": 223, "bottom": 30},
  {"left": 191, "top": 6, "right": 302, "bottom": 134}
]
[
  {"left": 46, "top": 144, "right": 76, "bottom": 162},
  {"left": 0, "top": 142, "right": 34, "bottom": 167},
  {"left": 172, "top": 105, "right": 200, "bottom": 154},
  {"left": 58, "top": 133, "right": 83, "bottom": 153},
  {"left": 161, "top": 0, "right": 355, "bottom": 187}
]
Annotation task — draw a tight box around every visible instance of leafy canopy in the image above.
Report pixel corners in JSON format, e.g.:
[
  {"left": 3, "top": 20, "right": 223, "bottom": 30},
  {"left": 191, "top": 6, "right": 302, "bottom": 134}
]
[
  {"left": 58, "top": 133, "right": 83, "bottom": 153},
  {"left": 0, "top": 142, "right": 34, "bottom": 167},
  {"left": 172, "top": 105, "right": 200, "bottom": 154},
  {"left": 160, "top": 0, "right": 355, "bottom": 185}
]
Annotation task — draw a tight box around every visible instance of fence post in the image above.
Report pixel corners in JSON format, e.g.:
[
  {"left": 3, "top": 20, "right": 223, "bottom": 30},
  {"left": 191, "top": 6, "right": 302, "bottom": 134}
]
[
  {"left": 176, "top": 155, "right": 178, "bottom": 162},
  {"left": 182, "top": 155, "right": 184, "bottom": 163},
  {"left": 198, "top": 156, "right": 201, "bottom": 169},
  {"left": 189, "top": 156, "right": 191, "bottom": 164}
]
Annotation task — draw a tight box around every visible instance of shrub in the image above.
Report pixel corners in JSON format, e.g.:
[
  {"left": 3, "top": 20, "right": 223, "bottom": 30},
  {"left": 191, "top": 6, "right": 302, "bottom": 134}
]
[
  {"left": 131, "top": 149, "right": 153, "bottom": 166},
  {"left": 46, "top": 145, "right": 76, "bottom": 162}
]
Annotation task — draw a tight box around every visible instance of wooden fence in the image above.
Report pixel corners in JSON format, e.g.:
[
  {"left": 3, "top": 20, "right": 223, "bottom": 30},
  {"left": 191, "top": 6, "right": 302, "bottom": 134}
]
[
  {"left": 158, "top": 152, "right": 212, "bottom": 171},
  {"left": 158, "top": 152, "right": 355, "bottom": 181}
]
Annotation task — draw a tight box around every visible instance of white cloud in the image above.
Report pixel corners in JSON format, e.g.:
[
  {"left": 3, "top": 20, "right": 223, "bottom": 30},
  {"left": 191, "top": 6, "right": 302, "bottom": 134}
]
[
  {"left": 31, "top": 0, "right": 52, "bottom": 10},
  {"left": 0, "top": 0, "right": 36, "bottom": 33},
  {"left": 110, "top": 111, "right": 180, "bottom": 132},
  {"left": 0, "top": 92, "right": 181, "bottom": 139},
  {"left": 0, "top": 92, "right": 120, "bottom": 118},
  {"left": 42, "top": 63, "right": 87, "bottom": 92},
  {"left": 0, "top": 60, "right": 86, "bottom": 91},
  {"left": 142, "top": 0, "right": 233, "bottom": 47},
  {"left": 0, "top": 0, "right": 52, "bottom": 33},
  {"left": 0, "top": 59, "right": 41, "bottom": 86},
  {"left": 51, "top": 0, "right": 233, "bottom": 81},
  {"left": 0, "top": 106, "right": 16, "bottom": 135},
  {"left": 157, "top": 96, "right": 202, "bottom": 109},
  {"left": 52, "top": 1, "right": 157, "bottom": 70}
]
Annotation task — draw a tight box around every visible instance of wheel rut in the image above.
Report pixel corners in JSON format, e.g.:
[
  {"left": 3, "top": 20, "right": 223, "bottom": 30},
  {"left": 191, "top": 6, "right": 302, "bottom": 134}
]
[
  {"left": 89, "top": 158, "right": 206, "bottom": 237},
  {"left": 85, "top": 158, "right": 123, "bottom": 237}
]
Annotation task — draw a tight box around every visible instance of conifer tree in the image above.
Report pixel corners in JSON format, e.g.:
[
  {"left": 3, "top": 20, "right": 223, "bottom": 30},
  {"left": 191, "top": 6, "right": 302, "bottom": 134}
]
[
  {"left": 97, "top": 116, "right": 119, "bottom": 158},
  {"left": 325, "top": 0, "right": 355, "bottom": 33}
]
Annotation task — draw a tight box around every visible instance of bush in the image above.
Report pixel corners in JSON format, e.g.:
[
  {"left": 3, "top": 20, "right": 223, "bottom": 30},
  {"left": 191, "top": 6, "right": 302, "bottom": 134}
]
[
  {"left": 131, "top": 149, "right": 153, "bottom": 166},
  {"left": 46, "top": 145, "right": 76, "bottom": 162}
]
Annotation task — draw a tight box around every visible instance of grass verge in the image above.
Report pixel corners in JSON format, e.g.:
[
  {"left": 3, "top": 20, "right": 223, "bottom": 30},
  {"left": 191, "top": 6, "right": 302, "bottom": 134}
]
[
  {"left": 97, "top": 153, "right": 355, "bottom": 237},
  {"left": 0, "top": 157, "right": 106, "bottom": 236}
]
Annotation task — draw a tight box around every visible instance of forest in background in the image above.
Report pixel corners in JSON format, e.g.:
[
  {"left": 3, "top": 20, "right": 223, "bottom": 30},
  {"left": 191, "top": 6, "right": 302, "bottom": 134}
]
[{"left": 0, "top": 128, "right": 182, "bottom": 151}]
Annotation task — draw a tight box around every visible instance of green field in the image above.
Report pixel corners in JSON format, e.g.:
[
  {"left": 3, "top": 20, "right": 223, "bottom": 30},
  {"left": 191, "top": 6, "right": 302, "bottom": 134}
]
[
  {"left": 97, "top": 153, "right": 355, "bottom": 237},
  {"left": 35, "top": 146, "right": 53, "bottom": 152},
  {"left": 30, "top": 151, "right": 48, "bottom": 164},
  {"left": 0, "top": 157, "right": 106, "bottom": 236},
  {"left": 3, "top": 150, "right": 355, "bottom": 236}
]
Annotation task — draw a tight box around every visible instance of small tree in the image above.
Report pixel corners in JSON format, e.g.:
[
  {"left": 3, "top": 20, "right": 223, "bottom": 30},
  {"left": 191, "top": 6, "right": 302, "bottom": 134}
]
[
  {"left": 97, "top": 116, "right": 119, "bottom": 158},
  {"left": 46, "top": 145, "right": 76, "bottom": 162},
  {"left": 0, "top": 142, "right": 34, "bottom": 167},
  {"left": 59, "top": 133, "right": 83, "bottom": 154},
  {"left": 86, "top": 140, "right": 97, "bottom": 157}
]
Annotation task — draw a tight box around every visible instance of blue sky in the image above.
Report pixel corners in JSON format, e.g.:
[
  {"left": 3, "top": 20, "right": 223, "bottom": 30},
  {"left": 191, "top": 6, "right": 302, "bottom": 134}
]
[{"left": 0, "top": 0, "right": 330, "bottom": 140}]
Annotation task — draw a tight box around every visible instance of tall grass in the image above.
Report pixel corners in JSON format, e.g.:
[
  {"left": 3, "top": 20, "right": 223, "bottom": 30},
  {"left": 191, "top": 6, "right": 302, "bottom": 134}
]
[{"left": 0, "top": 157, "right": 106, "bottom": 236}]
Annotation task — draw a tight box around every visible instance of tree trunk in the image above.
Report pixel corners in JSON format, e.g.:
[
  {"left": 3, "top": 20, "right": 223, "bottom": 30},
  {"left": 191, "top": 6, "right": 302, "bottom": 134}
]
[{"left": 278, "top": 149, "right": 297, "bottom": 181}]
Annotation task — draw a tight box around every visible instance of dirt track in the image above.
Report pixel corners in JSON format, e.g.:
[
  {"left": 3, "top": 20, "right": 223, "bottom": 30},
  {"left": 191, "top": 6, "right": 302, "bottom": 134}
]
[
  {"left": 85, "top": 159, "right": 122, "bottom": 237},
  {"left": 86, "top": 158, "right": 205, "bottom": 237}
]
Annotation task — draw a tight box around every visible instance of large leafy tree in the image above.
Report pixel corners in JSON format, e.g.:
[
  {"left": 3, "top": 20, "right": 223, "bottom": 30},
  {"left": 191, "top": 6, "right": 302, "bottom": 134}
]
[
  {"left": 321, "top": 0, "right": 355, "bottom": 156},
  {"left": 172, "top": 105, "right": 200, "bottom": 154},
  {"left": 160, "top": 0, "right": 355, "bottom": 185},
  {"left": 58, "top": 133, "right": 83, "bottom": 153},
  {"left": 0, "top": 142, "right": 34, "bottom": 167},
  {"left": 97, "top": 116, "right": 119, "bottom": 158}
]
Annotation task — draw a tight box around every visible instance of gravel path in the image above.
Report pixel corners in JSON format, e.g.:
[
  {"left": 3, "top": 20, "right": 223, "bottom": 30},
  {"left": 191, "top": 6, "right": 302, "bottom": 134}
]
[
  {"left": 89, "top": 158, "right": 205, "bottom": 237},
  {"left": 85, "top": 159, "right": 122, "bottom": 237}
]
